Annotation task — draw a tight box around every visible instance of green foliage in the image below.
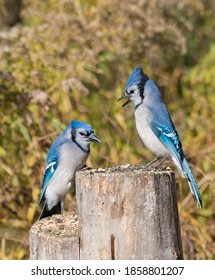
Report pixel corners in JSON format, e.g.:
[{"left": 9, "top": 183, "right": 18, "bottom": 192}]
[{"left": 0, "top": 0, "right": 214, "bottom": 259}]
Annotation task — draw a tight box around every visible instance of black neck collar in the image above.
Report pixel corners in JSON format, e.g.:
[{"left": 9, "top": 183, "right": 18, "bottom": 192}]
[{"left": 72, "top": 136, "right": 89, "bottom": 153}]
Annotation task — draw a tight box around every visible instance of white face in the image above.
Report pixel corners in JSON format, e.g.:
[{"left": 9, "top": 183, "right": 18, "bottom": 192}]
[
  {"left": 72, "top": 128, "right": 100, "bottom": 145},
  {"left": 125, "top": 84, "right": 144, "bottom": 108},
  {"left": 75, "top": 128, "right": 91, "bottom": 144}
]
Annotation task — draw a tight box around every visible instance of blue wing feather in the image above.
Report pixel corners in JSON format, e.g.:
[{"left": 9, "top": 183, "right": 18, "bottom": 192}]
[
  {"left": 38, "top": 159, "right": 58, "bottom": 204},
  {"left": 159, "top": 126, "right": 183, "bottom": 159},
  {"left": 150, "top": 120, "right": 185, "bottom": 171},
  {"left": 150, "top": 120, "right": 202, "bottom": 207},
  {"left": 38, "top": 133, "right": 64, "bottom": 205}
]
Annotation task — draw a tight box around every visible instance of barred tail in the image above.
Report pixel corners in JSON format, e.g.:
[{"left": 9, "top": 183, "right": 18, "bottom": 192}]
[
  {"left": 182, "top": 158, "right": 202, "bottom": 208},
  {"left": 38, "top": 200, "right": 61, "bottom": 220}
]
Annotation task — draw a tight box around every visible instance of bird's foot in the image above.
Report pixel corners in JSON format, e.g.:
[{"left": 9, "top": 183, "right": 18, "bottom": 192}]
[
  {"left": 144, "top": 156, "right": 163, "bottom": 169},
  {"left": 155, "top": 155, "right": 170, "bottom": 169},
  {"left": 81, "top": 165, "right": 93, "bottom": 171},
  {"left": 145, "top": 155, "right": 170, "bottom": 169}
]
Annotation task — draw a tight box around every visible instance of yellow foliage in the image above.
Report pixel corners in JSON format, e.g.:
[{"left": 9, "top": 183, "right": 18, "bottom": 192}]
[{"left": 0, "top": 0, "right": 214, "bottom": 259}]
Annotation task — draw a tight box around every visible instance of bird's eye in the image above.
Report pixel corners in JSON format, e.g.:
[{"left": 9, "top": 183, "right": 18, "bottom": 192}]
[
  {"left": 129, "top": 90, "right": 134, "bottom": 94},
  {"left": 80, "top": 132, "right": 86, "bottom": 136}
]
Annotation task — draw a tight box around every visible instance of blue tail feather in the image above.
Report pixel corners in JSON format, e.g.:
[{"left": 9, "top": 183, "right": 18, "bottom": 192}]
[{"left": 182, "top": 158, "right": 202, "bottom": 208}]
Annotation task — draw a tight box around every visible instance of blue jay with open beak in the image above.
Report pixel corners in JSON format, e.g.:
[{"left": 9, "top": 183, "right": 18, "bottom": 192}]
[{"left": 118, "top": 66, "right": 202, "bottom": 208}]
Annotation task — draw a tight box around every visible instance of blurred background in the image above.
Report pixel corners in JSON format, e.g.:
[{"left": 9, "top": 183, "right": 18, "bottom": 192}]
[{"left": 0, "top": 0, "right": 214, "bottom": 260}]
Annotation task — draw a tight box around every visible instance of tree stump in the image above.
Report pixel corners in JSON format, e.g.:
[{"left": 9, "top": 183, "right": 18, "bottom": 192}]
[
  {"left": 29, "top": 213, "right": 80, "bottom": 260},
  {"left": 76, "top": 165, "right": 183, "bottom": 260},
  {"left": 29, "top": 165, "right": 183, "bottom": 260}
]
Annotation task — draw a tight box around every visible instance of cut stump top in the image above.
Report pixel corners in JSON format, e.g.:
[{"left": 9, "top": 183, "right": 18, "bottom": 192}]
[{"left": 30, "top": 212, "right": 80, "bottom": 239}]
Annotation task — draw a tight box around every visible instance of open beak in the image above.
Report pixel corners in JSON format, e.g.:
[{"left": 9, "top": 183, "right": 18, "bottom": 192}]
[
  {"left": 89, "top": 133, "right": 101, "bottom": 144},
  {"left": 118, "top": 93, "right": 132, "bottom": 107}
]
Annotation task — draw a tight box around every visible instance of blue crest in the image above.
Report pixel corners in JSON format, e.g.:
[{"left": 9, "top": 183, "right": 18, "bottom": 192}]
[
  {"left": 71, "top": 120, "right": 93, "bottom": 133},
  {"left": 126, "top": 66, "right": 149, "bottom": 89}
]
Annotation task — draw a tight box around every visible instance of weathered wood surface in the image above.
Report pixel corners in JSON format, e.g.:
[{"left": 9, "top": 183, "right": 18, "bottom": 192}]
[
  {"left": 29, "top": 212, "right": 80, "bottom": 260},
  {"left": 76, "top": 165, "right": 183, "bottom": 260},
  {"left": 29, "top": 165, "right": 183, "bottom": 260}
]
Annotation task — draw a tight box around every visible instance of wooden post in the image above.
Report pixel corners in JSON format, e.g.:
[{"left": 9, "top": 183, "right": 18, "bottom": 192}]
[
  {"left": 29, "top": 213, "right": 80, "bottom": 260},
  {"left": 76, "top": 165, "right": 183, "bottom": 260},
  {"left": 29, "top": 165, "right": 183, "bottom": 260}
]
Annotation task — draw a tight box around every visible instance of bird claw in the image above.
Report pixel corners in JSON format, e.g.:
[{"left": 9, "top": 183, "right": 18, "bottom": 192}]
[
  {"left": 145, "top": 155, "right": 170, "bottom": 169},
  {"left": 81, "top": 165, "right": 93, "bottom": 171}
]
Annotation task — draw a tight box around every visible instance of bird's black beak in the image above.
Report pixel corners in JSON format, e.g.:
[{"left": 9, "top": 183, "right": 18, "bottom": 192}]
[
  {"left": 89, "top": 133, "right": 101, "bottom": 144},
  {"left": 118, "top": 93, "right": 132, "bottom": 107}
]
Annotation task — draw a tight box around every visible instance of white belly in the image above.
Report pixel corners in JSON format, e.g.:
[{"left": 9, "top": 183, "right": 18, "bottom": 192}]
[
  {"left": 45, "top": 142, "right": 88, "bottom": 210},
  {"left": 135, "top": 108, "right": 169, "bottom": 156}
]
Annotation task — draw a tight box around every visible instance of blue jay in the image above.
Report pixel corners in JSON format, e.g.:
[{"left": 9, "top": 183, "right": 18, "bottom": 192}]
[
  {"left": 38, "top": 120, "right": 100, "bottom": 220},
  {"left": 118, "top": 66, "right": 202, "bottom": 208}
]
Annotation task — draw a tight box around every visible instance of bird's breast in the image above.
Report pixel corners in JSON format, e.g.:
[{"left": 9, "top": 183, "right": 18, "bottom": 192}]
[
  {"left": 60, "top": 142, "right": 88, "bottom": 172},
  {"left": 46, "top": 142, "right": 88, "bottom": 200},
  {"left": 134, "top": 107, "right": 169, "bottom": 156}
]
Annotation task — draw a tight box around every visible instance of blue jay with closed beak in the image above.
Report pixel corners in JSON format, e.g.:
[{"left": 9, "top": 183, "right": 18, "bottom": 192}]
[
  {"left": 118, "top": 66, "right": 202, "bottom": 208},
  {"left": 38, "top": 120, "right": 100, "bottom": 220}
]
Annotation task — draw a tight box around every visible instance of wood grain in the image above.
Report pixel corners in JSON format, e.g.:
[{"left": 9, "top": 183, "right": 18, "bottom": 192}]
[
  {"left": 29, "top": 165, "right": 183, "bottom": 260},
  {"left": 76, "top": 165, "right": 183, "bottom": 260}
]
